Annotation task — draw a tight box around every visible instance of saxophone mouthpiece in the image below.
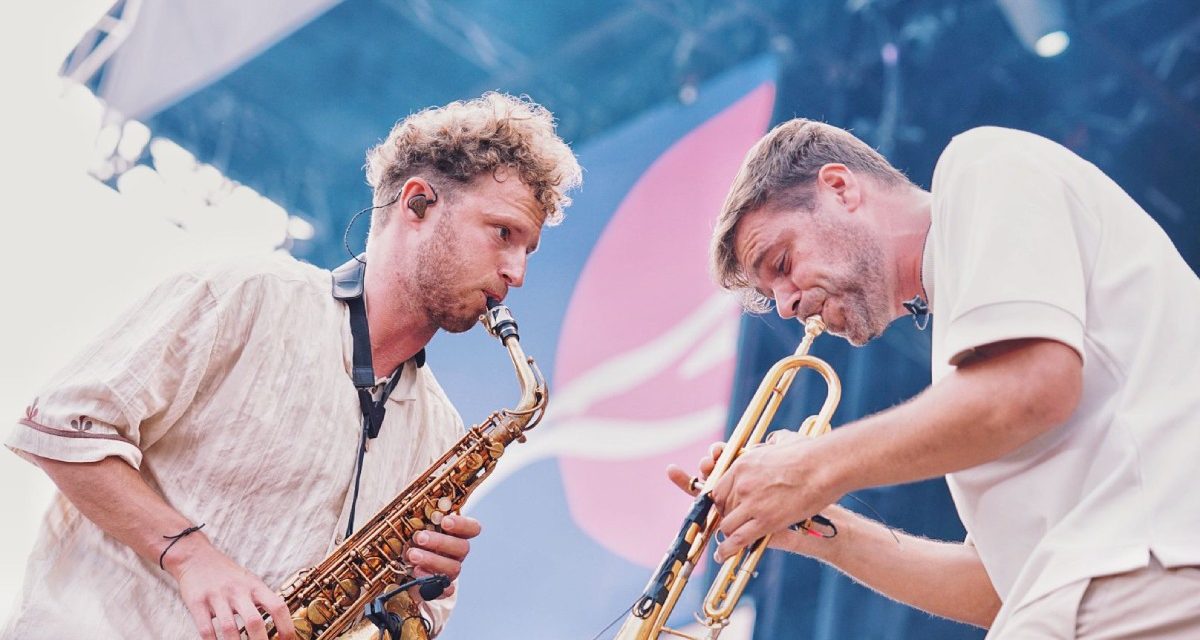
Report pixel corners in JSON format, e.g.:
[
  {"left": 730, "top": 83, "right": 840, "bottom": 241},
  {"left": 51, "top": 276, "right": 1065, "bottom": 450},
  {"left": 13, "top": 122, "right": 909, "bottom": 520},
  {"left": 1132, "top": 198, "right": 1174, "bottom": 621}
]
[{"left": 483, "top": 298, "right": 519, "bottom": 341}]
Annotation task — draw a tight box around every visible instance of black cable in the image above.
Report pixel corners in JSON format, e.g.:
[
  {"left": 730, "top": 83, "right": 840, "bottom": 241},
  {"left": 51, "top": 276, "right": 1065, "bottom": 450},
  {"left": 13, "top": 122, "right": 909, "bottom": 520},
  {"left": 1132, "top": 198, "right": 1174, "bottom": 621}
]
[
  {"left": 345, "top": 369, "right": 404, "bottom": 539},
  {"left": 343, "top": 190, "right": 402, "bottom": 264},
  {"left": 345, "top": 422, "right": 371, "bottom": 540},
  {"left": 587, "top": 600, "right": 637, "bottom": 640},
  {"left": 843, "top": 492, "right": 902, "bottom": 545}
]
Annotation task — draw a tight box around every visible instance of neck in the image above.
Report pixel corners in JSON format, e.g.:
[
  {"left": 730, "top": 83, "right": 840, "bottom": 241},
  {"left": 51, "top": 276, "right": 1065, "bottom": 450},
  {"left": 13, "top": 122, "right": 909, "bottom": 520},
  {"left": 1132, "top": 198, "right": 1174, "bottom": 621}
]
[
  {"left": 363, "top": 248, "right": 437, "bottom": 377},
  {"left": 880, "top": 186, "right": 933, "bottom": 319}
]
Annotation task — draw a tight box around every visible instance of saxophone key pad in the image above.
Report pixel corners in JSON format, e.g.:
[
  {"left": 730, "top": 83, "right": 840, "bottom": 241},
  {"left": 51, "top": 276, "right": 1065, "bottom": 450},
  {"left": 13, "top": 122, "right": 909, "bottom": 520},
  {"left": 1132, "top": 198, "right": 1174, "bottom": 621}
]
[{"left": 305, "top": 597, "right": 335, "bottom": 625}]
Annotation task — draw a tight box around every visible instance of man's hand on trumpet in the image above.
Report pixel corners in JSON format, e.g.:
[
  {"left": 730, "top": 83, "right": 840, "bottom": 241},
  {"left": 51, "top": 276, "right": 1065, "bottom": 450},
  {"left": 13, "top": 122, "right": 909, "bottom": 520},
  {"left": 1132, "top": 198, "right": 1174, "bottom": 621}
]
[
  {"left": 666, "top": 441, "right": 725, "bottom": 497},
  {"left": 665, "top": 431, "right": 845, "bottom": 563}
]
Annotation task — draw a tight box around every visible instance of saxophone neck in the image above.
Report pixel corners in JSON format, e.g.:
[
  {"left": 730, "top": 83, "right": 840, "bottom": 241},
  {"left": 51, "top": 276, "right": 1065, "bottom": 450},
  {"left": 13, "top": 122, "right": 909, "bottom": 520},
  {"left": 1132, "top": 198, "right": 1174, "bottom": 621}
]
[{"left": 482, "top": 299, "right": 548, "bottom": 422}]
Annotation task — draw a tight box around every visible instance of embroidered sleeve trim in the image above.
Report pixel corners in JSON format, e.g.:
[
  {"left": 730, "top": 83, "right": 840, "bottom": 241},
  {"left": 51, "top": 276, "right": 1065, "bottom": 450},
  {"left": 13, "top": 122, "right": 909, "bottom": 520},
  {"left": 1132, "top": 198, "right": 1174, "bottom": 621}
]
[{"left": 18, "top": 418, "right": 136, "bottom": 446}]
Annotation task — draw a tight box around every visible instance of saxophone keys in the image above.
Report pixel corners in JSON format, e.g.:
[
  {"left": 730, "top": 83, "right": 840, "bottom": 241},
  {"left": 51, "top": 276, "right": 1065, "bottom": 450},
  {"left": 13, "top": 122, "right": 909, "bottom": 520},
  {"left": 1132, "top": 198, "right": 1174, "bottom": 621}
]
[
  {"left": 429, "top": 511, "right": 444, "bottom": 526},
  {"left": 335, "top": 578, "right": 360, "bottom": 604},
  {"left": 291, "top": 614, "right": 313, "bottom": 640},
  {"left": 384, "top": 537, "right": 405, "bottom": 559},
  {"left": 486, "top": 440, "right": 504, "bottom": 458},
  {"left": 362, "top": 554, "right": 384, "bottom": 572},
  {"left": 437, "top": 496, "right": 453, "bottom": 512},
  {"left": 305, "top": 597, "right": 335, "bottom": 625}
]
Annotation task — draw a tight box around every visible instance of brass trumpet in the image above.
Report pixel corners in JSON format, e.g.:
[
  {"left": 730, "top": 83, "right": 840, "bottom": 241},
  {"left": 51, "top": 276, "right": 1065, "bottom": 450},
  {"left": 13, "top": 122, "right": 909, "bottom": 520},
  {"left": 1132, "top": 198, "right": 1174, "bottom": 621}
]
[{"left": 614, "top": 315, "right": 841, "bottom": 640}]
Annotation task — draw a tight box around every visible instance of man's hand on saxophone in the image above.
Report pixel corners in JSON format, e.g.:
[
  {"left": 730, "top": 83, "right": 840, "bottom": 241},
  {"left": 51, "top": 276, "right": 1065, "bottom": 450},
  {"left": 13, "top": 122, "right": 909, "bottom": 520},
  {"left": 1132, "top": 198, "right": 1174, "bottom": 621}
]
[{"left": 404, "top": 514, "right": 483, "bottom": 601}]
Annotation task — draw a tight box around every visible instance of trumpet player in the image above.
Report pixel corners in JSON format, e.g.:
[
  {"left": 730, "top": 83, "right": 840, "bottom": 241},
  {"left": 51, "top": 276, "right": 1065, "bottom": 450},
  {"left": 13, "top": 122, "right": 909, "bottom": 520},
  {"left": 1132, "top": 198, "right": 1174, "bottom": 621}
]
[
  {"left": 3, "top": 94, "right": 581, "bottom": 640},
  {"left": 674, "top": 120, "right": 1200, "bottom": 638}
]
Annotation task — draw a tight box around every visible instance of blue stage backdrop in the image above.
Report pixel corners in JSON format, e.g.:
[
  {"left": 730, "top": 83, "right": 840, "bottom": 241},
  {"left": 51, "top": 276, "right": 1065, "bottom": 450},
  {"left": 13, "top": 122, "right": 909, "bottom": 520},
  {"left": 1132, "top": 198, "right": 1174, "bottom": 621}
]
[
  {"left": 430, "top": 52, "right": 984, "bottom": 640},
  {"left": 428, "top": 56, "right": 777, "bottom": 639}
]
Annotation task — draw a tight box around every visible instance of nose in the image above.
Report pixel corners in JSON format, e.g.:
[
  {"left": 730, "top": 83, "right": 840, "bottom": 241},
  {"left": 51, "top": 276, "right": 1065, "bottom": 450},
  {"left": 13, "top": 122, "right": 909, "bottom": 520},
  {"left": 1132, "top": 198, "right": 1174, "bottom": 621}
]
[
  {"left": 772, "top": 283, "right": 800, "bottom": 320},
  {"left": 499, "top": 250, "right": 527, "bottom": 289}
]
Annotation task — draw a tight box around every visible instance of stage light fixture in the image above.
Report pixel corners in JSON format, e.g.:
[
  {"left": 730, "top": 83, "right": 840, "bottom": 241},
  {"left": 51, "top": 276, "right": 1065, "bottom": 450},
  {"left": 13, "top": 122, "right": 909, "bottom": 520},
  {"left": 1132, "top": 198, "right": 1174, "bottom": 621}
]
[
  {"left": 997, "top": 0, "right": 1071, "bottom": 57},
  {"left": 1035, "top": 30, "right": 1070, "bottom": 57}
]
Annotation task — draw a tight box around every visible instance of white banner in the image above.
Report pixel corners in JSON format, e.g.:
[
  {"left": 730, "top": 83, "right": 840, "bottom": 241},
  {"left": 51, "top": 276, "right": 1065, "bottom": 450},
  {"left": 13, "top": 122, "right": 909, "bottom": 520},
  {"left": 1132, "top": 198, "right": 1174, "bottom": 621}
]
[{"left": 98, "top": 0, "right": 341, "bottom": 118}]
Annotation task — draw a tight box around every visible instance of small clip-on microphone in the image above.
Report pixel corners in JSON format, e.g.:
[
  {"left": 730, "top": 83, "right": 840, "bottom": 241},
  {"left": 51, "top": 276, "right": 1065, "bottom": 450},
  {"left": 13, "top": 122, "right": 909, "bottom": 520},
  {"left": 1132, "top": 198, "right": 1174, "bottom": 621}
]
[{"left": 364, "top": 574, "right": 451, "bottom": 639}]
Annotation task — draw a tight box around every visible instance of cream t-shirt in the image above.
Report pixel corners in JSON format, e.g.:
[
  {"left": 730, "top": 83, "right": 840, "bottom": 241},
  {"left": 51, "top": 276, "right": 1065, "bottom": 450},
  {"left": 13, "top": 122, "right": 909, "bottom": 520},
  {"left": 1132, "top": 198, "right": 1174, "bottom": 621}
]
[
  {"left": 4, "top": 254, "right": 465, "bottom": 638},
  {"left": 925, "top": 127, "right": 1200, "bottom": 631}
]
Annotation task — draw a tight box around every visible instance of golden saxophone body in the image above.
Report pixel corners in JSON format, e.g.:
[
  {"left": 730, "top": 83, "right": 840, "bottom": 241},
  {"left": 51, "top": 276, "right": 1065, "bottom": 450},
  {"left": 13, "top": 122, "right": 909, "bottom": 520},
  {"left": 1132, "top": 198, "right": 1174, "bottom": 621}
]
[
  {"left": 265, "top": 301, "right": 547, "bottom": 640},
  {"left": 613, "top": 316, "right": 841, "bottom": 640}
]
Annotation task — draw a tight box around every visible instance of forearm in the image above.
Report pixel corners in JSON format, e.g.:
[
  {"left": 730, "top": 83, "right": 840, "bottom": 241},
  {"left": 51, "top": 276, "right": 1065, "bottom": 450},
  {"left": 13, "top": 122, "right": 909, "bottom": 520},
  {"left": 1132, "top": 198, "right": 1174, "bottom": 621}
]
[
  {"left": 32, "top": 454, "right": 211, "bottom": 574},
  {"left": 779, "top": 506, "right": 999, "bottom": 627},
  {"left": 818, "top": 339, "right": 1081, "bottom": 496}
]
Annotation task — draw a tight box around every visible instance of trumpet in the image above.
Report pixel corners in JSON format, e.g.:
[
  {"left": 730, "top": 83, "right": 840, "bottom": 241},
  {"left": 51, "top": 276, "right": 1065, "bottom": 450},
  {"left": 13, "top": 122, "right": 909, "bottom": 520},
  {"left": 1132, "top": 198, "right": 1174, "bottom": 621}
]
[{"left": 614, "top": 315, "right": 841, "bottom": 640}]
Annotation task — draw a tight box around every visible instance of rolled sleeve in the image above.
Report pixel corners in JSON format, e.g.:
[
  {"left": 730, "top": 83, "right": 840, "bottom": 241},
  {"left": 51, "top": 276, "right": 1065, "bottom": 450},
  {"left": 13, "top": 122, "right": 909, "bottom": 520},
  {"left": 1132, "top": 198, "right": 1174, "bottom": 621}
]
[
  {"left": 7, "top": 270, "right": 221, "bottom": 468},
  {"left": 944, "top": 300, "right": 1085, "bottom": 367},
  {"left": 933, "top": 133, "right": 1090, "bottom": 368},
  {"left": 9, "top": 395, "right": 142, "bottom": 468}
]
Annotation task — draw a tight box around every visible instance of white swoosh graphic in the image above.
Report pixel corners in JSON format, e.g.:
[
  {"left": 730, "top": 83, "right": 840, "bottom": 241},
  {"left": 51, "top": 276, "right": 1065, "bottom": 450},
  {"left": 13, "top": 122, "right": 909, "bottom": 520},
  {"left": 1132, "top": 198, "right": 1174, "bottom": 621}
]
[
  {"left": 552, "top": 292, "right": 740, "bottom": 419},
  {"left": 466, "top": 292, "right": 742, "bottom": 507}
]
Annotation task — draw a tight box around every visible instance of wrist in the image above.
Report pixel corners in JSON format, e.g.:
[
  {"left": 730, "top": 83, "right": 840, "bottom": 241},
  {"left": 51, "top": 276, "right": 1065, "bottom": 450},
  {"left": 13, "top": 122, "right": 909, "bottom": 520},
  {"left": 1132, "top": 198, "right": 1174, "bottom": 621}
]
[
  {"left": 160, "top": 529, "right": 213, "bottom": 579},
  {"left": 808, "top": 432, "right": 855, "bottom": 502},
  {"left": 811, "top": 504, "right": 853, "bottom": 566}
]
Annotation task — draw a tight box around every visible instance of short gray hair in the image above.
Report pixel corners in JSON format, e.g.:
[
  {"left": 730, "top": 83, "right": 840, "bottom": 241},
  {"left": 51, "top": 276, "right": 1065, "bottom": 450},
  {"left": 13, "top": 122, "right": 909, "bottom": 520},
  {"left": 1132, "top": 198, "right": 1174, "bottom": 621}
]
[{"left": 710, "top": 118, "right": 910, "bottom": 311}]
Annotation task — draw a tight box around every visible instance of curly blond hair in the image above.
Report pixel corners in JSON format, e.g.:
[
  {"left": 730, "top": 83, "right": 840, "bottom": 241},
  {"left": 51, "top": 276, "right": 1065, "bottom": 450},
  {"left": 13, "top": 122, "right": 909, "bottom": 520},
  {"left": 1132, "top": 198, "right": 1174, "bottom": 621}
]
[
  {"left": 365, "top": 92, "right": 582, "bottom": 227},
  {"left": 711, "top": 118, "right": 910, "bottom": 312}
]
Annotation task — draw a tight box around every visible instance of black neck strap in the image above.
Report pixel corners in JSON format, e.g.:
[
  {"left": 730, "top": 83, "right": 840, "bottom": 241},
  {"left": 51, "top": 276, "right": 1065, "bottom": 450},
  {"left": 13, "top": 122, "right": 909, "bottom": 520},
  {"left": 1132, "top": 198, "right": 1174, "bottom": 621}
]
[
  {"left": 331, "top": 255, "right": 425, "bottom": 536},
  {"left": 332, "top": 256, "right": 426, "bottom": 383}
]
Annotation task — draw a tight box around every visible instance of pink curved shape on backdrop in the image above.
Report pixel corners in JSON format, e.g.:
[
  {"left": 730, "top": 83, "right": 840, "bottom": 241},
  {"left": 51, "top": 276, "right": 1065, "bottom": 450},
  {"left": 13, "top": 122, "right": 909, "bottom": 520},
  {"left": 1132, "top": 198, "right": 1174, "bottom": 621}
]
[{"left": 554, "top": 83, "right": 776, "bottom": 567}]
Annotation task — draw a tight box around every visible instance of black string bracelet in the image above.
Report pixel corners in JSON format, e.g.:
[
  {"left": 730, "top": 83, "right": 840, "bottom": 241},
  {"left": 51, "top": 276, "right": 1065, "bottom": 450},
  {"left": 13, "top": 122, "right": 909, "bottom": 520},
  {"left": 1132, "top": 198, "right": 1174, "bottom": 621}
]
[{"left": 159, "top": 523, "right": 206, "bottom": 571}]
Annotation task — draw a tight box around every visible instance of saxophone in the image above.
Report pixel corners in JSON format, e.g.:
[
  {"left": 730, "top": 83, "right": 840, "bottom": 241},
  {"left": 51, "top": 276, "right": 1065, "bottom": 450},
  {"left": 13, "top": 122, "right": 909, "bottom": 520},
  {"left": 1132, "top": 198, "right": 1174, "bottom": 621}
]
[{"left": 266, "top": 299, "right": 547, "bottom": 640}]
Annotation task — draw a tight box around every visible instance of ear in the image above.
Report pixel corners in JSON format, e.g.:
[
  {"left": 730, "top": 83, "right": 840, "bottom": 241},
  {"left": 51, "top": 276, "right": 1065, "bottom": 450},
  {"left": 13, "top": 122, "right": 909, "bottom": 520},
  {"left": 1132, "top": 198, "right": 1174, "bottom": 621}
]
[
  {"left": 816, "top": 164, "right": 862, "bottom": 212},
  {"left": 397, "top": 177, "right": 438, "bottom": 224}
]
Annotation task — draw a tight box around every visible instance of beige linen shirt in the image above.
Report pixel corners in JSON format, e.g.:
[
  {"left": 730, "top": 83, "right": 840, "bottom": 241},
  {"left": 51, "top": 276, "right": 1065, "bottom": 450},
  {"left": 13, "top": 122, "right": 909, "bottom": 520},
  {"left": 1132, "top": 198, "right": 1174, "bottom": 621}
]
[{"left": 3, "top": 254, "right": 465, "bottom": 638}]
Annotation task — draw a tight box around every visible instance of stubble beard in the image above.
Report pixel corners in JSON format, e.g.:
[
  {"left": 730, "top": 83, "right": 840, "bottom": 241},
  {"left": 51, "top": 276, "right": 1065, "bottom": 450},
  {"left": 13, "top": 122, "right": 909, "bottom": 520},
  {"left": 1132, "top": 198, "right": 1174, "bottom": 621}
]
[
  {"left": 830, "top": 224, "right": 892, "bottom": 346},
  {"left": 413, "top": 216, "right": 480, "bottom": 334}
]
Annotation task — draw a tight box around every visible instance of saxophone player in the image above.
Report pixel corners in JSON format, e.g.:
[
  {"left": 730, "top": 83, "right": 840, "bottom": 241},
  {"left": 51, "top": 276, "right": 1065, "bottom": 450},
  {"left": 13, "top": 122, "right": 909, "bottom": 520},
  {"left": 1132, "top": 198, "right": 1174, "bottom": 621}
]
[
  {"left": 3, "top": 93, "right": 581, "bottom": 640},
  {"left": 672, "top": 120, "right": 1200, "bottom": 638}
]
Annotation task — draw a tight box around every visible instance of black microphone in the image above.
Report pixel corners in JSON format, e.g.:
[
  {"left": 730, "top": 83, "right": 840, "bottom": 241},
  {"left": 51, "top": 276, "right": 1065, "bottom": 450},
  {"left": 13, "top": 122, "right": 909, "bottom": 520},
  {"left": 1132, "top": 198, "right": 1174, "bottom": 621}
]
[
  {"left": 902, "top": 295, "right": 930, "bottom": 331},
  {"left": 417, "top": 574, "right": 451, "bottom": 601},
  {"left": 364, "top": 574, "right": 451, "bottom": 639}
]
